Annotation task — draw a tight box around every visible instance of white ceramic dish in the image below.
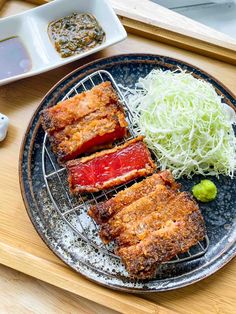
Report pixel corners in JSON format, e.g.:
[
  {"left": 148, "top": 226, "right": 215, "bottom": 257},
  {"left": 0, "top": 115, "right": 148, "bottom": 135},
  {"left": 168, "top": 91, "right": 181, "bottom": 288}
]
[{"left": 0, "top": 0, "right": 127, "bottom": 86}]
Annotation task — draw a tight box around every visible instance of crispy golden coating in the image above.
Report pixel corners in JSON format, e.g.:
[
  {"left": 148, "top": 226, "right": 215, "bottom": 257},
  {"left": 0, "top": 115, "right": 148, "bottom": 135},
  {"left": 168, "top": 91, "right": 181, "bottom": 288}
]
[
  {"left": 88, "top": 170, "right": 180, "bottom": 224},
  {"left": 117, "top": 208, "right": 205, "bottom": 279},
  {"left": 41, "top": 82, "right": 119, "bottom": 133},
  {"left": 40, "top": 82, "right": 128, "bottom": 162},
  {"left": 114, "top": 192, "right": 202, "bottom": 247},
  {"left": 88, "top": 172, "right": 206, "bottom": 279},
  {"left": 99, "top": 185, "right": 175, "bottom": 244},
  {"left": 50, "top": 104, "right": 127, "bottom": 161}
]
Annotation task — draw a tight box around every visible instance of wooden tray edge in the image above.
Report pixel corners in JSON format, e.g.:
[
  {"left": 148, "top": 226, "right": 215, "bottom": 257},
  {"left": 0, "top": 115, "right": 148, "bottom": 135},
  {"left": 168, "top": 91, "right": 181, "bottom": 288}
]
[
  {"left": 3, "top": 0, "right": 236, "bottom": 64},
  {"left": 0, "top": 241, "right": 177, "bottom": 314}
]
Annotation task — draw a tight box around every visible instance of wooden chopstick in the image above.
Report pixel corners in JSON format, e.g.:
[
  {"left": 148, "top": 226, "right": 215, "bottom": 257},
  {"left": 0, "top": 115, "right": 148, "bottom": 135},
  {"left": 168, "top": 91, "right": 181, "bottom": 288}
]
[
  {"left": 0, "top": 0, "right": 7, "bottom": 10},
  {"left": 22, "top": 0, "right": 49, "bottom": 5}
]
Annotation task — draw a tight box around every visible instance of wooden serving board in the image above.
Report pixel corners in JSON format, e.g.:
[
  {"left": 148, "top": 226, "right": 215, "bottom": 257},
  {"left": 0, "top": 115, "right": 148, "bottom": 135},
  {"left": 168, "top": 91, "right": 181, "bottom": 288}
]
[{"left": 0, "top": 1, "right": 236, "bottom": 313}]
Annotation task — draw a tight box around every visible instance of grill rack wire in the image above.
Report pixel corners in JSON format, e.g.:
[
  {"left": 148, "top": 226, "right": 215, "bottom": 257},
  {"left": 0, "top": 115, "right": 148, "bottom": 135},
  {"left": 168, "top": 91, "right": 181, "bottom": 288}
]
[{"left": 42, "top": 70, "right": 209, "bottom": 265}]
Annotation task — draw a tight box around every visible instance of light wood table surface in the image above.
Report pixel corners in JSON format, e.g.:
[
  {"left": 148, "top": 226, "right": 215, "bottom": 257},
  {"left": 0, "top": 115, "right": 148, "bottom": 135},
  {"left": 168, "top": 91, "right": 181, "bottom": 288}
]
[
  {"left": 0, "top": 1, "right": 235, "bottom": 314},
  {"left": 0, "top": 264, "right": 118, "bottom": 314}
]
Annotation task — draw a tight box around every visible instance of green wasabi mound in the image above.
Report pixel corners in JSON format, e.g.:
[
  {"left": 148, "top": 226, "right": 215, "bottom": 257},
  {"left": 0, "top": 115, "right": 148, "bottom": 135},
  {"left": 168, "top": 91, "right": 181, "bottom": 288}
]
[{"left": 192, "top": 179, "right": 217, "bottom": 202}]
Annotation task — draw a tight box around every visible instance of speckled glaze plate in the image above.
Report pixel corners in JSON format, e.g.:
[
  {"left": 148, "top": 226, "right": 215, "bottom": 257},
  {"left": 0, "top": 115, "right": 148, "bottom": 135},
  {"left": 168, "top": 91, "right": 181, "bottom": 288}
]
[{"left": 19, "top": 54, "right": 236, "bottom": 293}]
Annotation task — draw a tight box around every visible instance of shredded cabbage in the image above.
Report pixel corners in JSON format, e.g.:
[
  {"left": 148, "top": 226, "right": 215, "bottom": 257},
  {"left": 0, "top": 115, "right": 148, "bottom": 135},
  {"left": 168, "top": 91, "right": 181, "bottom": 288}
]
[{"left": 122, "top": 68, "right": 236, "bottom": 178}]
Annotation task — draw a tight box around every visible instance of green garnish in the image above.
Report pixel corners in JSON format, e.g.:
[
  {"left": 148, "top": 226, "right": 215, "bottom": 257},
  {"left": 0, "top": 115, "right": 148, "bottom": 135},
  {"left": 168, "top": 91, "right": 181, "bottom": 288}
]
[{"left": 192, "top": 179, "right": 217, "bottom": 202}]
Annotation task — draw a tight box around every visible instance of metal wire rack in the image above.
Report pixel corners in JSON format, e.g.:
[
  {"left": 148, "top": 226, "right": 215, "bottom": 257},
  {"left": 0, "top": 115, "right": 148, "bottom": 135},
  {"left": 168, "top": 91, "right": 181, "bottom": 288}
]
[{"left": 42, "top": 70, "right": 209, "bottom": 265}]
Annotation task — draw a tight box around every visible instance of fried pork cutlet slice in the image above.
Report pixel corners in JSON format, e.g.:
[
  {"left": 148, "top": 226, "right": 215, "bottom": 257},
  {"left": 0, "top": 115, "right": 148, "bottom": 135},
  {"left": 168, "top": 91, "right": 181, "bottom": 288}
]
[
  {"left": 99, "top": 185, "right": 176, "bottom": 244},
  {"left": 67, "top": 136, "right": 156, "bottom": 194},
  {"left": 88, "top": 173, "right": 206, "bottom": 279},
  {"left": 48, "top": 103, "right": 127, "bottom": 161},
  {"left": 113, "top": 192, "right": 202, "bottom": 247},
  {"left": 88, "top": 170, "right": 180, "bottom": 224},
  {"left": 41, "top": 82, "right": 119, "bottom": 133},
  {"left": 117, "top": 206, "right": 206, "bottom": 279},
  {"left": 40, "top": 82, "right": 128, "bottom": 162}
]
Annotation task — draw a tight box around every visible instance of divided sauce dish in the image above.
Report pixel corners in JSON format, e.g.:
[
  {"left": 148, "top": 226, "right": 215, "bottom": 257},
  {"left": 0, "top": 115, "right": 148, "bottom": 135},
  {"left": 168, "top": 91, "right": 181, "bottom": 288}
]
[{"left": 0, "top": 0, "right": 127, "bottom": 86}]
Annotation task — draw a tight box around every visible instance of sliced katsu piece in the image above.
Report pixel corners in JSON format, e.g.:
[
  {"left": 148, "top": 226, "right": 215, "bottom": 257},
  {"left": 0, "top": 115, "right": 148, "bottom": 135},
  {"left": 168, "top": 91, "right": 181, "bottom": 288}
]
[
  {"left": 88, "top": 170, "right": 180, "bottom": 224},
  {"left": 104, "top": 192, "right": 202, "bottom": 247},
  {"left": 88, "top": 170, "right": 206, "bottom": 279},
  {"left": 99, "top": 185, "right": 176, "bottom": 244},
  {"left": 40, "top": 82, "right": 128, "bottom": 162},
  {"left": 48, "top": 104, "right": 127, "bottom": 161},
  {"left": 117, "top": 204, "right": 206, "bottom": 279},
  {"left": 41, "top": 82, "right": 119, "bottom": 133},
  {"left": 66, "top": 136, "right": 156, "bottom": 194}
]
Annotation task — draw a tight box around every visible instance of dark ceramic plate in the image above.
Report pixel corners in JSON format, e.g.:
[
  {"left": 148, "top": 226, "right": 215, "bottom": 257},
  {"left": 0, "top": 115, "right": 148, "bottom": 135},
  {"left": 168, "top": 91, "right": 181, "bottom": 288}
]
[{"left": 19, "top": 54, "right": 236, "bottom": 292}]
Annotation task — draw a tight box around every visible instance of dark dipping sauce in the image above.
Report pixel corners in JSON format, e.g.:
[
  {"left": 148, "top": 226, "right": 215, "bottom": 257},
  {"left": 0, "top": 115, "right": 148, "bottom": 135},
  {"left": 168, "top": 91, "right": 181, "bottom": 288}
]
[
  {"left": 0, "top": 37, "right": 31, "bottom": 80},
  {"left": 48, "top": 13, "right": 105, "bottom": 58}
]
